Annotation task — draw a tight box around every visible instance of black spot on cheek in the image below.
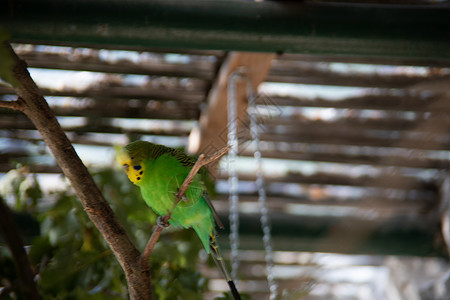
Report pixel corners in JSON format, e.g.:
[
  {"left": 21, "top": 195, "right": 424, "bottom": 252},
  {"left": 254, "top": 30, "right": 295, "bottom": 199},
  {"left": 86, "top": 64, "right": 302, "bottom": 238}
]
[
  {"left": 133, "top": 165, "right": 142, "bottom": 171},
  {"left": 139, "top": 171, "right": 143, "bottom": 175},
  {"left": 137, "top": 177, "right": 141, "bottom": 181}
]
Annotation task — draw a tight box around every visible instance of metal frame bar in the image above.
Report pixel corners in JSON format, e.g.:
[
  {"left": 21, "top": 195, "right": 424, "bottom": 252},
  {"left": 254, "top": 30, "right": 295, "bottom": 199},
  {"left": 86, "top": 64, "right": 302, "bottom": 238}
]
[{"left": 2, "top": 0, "right": 450, "bottom": 59}]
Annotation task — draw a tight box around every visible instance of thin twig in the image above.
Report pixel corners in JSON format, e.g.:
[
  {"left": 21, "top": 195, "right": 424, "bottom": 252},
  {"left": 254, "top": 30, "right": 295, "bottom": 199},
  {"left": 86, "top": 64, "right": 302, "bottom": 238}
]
[
  {"left": 0, "top": 97, "right": 24, "bottom": 111},
  {"left": 0, "top": 197, "right": 41, "bottom": 300},
  {"left": 140, "top": 226, "right": 164, "bottom": 267},
  {"left": 140, "top": 145, "right": 231, "bottom": 266}
]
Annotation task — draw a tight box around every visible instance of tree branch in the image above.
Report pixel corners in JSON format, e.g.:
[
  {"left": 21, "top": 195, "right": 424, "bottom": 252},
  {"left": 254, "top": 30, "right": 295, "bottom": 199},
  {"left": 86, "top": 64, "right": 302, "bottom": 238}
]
[
  {"left": 0, "top": 97, "right": 24, "bottom": 111},
  {"left": 140, "top": 145, "right": 230, "bottom": 266},
  {"left": 6, "top": 43, "right": 152, "bottom": 299},
  {"left": 0, "top": 197, "right": 41, "bottom": 300}
]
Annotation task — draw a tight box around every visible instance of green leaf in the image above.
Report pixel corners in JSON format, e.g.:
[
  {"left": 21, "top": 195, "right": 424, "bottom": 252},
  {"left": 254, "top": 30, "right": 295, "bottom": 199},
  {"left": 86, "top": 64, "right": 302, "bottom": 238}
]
[{"left": 0, "top": 27, "right": 19, "bottom": 87}]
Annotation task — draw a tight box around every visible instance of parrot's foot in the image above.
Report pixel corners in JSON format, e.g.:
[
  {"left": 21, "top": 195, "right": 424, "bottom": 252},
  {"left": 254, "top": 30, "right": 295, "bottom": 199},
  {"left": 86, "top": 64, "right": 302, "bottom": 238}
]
[
  {"left": 175, "top": 192, "right": 189, "bottom": 202},
  {"left": 156, "top": 216, "right": 170, "bottom": 228}
]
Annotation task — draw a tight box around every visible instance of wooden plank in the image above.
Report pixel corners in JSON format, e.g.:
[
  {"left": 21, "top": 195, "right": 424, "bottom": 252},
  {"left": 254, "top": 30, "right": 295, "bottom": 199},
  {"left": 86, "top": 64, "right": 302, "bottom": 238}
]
[
  {"left": 0, "top": 99, "right": 200, "bottom": 120},
  {"left": 46, "top": 105, "right": 199, "bottom": 120},
  {"left": 258, "top": 132, "right": 449, "bottom": 151},
  {"left": 260, "top": 94, "right": 450, "bottom": 113},
  {"left": 256, "top": 127, "right": 449, "bottom": 148},
  {"left": 239, "top": 148, "right": 450, "bottom": 170},
  {"left": 278, "top": 53, "right": 450, "bottom": 68},
  {"left": 0, "top": 116, "right": 192, "bottom": 136},
  {"left": 17, "top": 50, "right": 217, "bottom": 80},
  {"left": 261, "top": 114, "right": 450, "bottom": 129},
  {"left": 260, "top": 118, "right": 450, "bottom": 134},
  {"left": 0, "top": 85, "right": 205, "bottom": 103},
  {"left": 216, "top": 172, "right": 437, "bottom": 192},
  {"left": 267, "top": 60, "right": 450, "bottom": 89},
  {"left": 14, "top": 41, "right": 225, "bottom": 57},
  {"left": 0, "top": 163, "right": 62, "bottom": 174},
  {"left": 0, "top": 129, "right": 188, "bottom": 148},
  {"left": 211, "top": 195, "right": 433, "bottom": 213},
  {"left": 213, "top": 183, "right": 436, "bottom": 204},
  {"left": 188, "top": 52, "right": 275, "bottom": 156}
]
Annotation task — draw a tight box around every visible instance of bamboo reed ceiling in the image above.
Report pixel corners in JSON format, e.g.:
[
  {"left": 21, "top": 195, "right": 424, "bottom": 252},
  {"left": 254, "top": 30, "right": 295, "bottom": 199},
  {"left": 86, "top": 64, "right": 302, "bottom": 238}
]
[{"left": 0, "top": 43, "right": 448, "bottom": 255}]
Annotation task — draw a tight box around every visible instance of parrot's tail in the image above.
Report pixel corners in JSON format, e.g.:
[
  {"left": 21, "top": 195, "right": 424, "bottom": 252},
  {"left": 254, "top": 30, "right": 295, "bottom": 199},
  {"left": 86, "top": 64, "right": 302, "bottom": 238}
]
[
  {"left": 209, "top": 234, "right": 241, "bottom": 300},
  {"left": 227, "top": 280, "right": 241, "bottom": 300}
]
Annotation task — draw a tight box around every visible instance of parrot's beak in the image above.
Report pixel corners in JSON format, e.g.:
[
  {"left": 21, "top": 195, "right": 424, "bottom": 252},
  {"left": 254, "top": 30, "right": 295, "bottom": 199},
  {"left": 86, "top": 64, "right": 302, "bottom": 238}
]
[{"left": 116, "top": 148, "right": 131, "bottom": 174}]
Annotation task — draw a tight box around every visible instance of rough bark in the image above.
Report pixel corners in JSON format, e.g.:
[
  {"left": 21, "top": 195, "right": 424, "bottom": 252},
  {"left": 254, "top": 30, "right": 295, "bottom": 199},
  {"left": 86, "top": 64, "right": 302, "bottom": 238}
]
[{"left": 1, "top": 43, "right": 152, "bottom": 300}]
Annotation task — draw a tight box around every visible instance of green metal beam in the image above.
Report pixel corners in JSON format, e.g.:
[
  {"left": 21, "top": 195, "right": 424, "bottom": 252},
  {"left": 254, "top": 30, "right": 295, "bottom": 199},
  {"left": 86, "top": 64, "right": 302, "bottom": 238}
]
[{"left": 1, "top": 0, "right": 450, "bottom": 60}]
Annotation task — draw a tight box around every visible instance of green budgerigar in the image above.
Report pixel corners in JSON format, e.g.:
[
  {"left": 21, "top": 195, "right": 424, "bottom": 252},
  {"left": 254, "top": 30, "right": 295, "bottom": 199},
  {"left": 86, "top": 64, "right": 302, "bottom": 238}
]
[{"left": 117, "top": 141, "right": 241, "bottom": 300}]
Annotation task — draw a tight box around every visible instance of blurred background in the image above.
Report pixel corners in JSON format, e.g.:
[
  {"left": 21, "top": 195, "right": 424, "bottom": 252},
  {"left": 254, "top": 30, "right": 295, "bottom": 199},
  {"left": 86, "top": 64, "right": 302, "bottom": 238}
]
[{"left": 1, "top": 1, "right": 450, "bottom": 299}]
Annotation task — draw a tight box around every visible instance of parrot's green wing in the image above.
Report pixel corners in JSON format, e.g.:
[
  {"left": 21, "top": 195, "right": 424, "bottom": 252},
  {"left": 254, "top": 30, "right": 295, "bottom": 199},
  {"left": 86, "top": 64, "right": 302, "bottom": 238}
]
[{"left": 139, "top": 152, "right": 215, "bottom": 252}]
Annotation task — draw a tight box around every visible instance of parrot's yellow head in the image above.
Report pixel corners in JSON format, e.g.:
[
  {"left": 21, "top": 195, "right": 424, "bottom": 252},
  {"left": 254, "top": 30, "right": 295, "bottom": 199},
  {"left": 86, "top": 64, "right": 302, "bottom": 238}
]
[{"left": 116, "top": 142, "right": 147, "bottom": 185}]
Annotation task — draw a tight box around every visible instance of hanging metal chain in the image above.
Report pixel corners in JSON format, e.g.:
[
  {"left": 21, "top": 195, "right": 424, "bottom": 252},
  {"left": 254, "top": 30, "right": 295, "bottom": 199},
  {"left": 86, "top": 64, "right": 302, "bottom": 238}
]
[
  {"left": 227, "top": 70, "right": 244, "bottom": 281},
  {"left": 227, "top": 68, "right": 278, "bottom": 298},
  {"left": 247, "top": 79, "right": 279, "bottom": 300}
]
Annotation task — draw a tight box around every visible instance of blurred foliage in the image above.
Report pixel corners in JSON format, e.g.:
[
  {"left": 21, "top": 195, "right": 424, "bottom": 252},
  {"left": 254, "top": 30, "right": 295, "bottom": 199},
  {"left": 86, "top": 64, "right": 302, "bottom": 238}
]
[
  {"left": 0, "top": 166, "right": 42, "bottom": 213},
  {"left": 0, "top": 164, "right": 233, "bottom": 299}
]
